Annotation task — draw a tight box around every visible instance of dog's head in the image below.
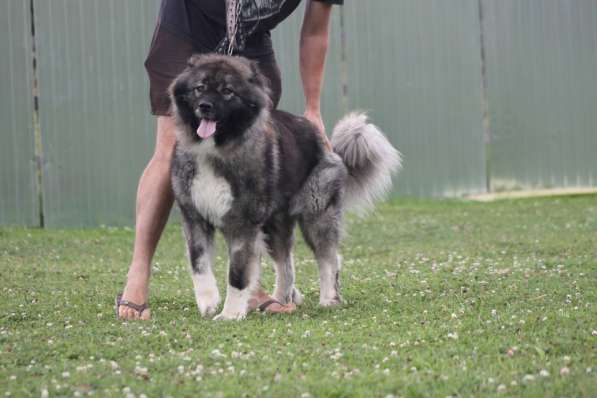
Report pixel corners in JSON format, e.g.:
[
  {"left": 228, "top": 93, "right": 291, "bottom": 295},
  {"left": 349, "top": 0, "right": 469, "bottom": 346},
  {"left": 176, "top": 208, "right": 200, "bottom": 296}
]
[{"left": 170, "top": 54, "right": 272, "bottom": 145}]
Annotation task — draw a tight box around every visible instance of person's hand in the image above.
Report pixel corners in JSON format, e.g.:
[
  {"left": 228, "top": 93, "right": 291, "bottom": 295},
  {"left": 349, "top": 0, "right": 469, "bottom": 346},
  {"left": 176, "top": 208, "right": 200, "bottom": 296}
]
[{"left": 304, "top": 109, "right": 332, "bottom": 151}]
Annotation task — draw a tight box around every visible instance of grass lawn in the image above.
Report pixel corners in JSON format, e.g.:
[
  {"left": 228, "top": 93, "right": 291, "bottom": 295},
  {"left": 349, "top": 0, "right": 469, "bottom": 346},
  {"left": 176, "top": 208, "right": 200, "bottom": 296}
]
[{"left": 1, "top": 196, "right": 596, "bottom": 397}]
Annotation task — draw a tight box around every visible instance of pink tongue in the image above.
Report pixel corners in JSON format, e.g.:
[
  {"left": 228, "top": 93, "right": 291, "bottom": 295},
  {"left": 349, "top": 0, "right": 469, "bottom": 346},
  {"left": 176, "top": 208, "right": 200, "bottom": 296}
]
[{"left": 197, "top": 119, "right": 217, "bottom": 139}]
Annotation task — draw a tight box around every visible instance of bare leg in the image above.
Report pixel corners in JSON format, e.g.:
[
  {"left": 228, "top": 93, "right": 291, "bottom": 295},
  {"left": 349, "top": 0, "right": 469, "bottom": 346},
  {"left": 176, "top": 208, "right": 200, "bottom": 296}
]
[{"left": 118, "top": 116, "right": 176, "bottom": 320}]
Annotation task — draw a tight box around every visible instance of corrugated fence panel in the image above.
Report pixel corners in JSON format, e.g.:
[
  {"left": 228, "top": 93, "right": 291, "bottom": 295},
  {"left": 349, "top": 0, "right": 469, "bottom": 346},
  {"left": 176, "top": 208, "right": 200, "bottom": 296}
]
[
  {"left": 4, "top": 1, "right": 596, "bottom": 227},
  {"left": 35, "top": 0, "right": 160, "bottom": 227},
  {"left": 344, "top": 0, "right": 487, "bottom": 197},
  {"left": 483, "top": 0, "right": 597, "bottom": 190},
  {"left": 271, "top": 2, "right": 345, "bottom": 129},
  {"left": 0, "top": 0, "right": 38, "bottom": 226}
]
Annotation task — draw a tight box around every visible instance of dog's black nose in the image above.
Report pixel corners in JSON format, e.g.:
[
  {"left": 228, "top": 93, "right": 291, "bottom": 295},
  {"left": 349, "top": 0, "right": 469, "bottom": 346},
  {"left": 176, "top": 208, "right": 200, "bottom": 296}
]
[{"left": 199, "top": 101, "right": 213, "bottom": 113}]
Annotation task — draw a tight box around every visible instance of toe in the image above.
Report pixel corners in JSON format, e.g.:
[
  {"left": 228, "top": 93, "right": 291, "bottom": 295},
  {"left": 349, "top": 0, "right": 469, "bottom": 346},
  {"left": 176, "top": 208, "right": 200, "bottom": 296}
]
[
  {"left": 266, "top": 302, "right": 296, "bottom": 314},
  {"left": 118, "top": 305, "right": 128, "bottom": 320},
  {"left": 281, "top": 303, "right": 296, "bottom": 313},
  {"left": 122, "top": 307, "right": 133, "bottom": 320},
  {"left": 140, "top": 308, "right": 151, "bottom": 320},
  {"left": 124, "top": 307, "right": 138, "bottom": 320}
]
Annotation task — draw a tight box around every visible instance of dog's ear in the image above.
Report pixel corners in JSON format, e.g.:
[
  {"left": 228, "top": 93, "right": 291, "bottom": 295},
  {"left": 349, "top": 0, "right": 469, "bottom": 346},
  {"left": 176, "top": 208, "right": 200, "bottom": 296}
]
[
  {"left": 248, "top": 60, "right": 271, "bottom": 90},
  {"left": 187, "top": 54, "right": 205, "bottom": 68},
  {"left": 245, "top": 60, "right": 273, "bottom": 110},
  {"left": 170, "top": 74, "right": 190, "bottom": 100},
  {"left": 169, "top": 75, "right": 199, "bottom": 129}
]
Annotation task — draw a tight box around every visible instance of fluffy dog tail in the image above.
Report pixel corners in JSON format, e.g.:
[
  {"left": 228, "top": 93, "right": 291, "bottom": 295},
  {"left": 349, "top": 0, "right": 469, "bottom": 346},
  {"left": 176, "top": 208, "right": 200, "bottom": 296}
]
[{"left": 331, "top": 112, "right": 402, "bottom": 215}]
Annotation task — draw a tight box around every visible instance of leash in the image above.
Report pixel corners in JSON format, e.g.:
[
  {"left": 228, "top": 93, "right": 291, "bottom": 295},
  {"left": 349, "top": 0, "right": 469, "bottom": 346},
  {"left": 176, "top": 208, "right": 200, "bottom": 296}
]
[
  {"left": 225, "top": 0, "right": 243, "bottom": 55},
  {"left": 216, "top": 0, "right": 262, "bottom": 55}
]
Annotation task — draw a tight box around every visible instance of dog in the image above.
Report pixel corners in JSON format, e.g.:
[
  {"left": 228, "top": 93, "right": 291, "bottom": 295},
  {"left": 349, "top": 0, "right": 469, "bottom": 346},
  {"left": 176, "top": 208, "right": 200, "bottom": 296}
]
[{"left": 169, "top": 54, "right": 401, "bottom": 320}]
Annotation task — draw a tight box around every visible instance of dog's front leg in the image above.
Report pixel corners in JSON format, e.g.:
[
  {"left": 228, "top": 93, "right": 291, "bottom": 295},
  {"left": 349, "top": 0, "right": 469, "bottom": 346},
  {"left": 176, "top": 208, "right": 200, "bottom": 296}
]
[
  {"left": 214, "top": 232, "right": 262, "bottom": 321},
  {"left": 180, "top": 209, "right": 220, "bottom": 317}
]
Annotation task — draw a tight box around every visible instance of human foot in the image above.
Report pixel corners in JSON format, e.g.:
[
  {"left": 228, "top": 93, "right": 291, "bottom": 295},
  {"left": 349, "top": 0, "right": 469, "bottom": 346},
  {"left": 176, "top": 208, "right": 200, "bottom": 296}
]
[
  {"left": 248, "top": 289, "right": 296, "bottom": 314},
  {"left": 117, "top": 272, "right": 151, "bottom": 320}
]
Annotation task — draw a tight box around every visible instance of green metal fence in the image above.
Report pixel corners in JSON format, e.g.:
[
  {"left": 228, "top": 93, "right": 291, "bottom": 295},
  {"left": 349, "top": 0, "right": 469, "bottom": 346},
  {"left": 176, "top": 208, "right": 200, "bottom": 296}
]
[
  {"left": 0, "top": 0, "right": 38, "bottom": 226},
  {"left": 341, "top": 1, "right": 487, "bottom": 197},
  {"left": 481, "top": 0, "right": 597, "bottom": 190},
  {"left": 34, "top": 0, "right": 159, "bottom": 227},
  {"left": 1, "top": 0, "right": 596, "bottom": 227}
]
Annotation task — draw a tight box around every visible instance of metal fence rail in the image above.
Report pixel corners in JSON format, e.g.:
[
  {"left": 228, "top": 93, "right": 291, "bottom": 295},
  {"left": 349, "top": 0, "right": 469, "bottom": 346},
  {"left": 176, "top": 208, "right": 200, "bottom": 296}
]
[{"left": 1, "top": 0, "right": 596, "bottom": 227}]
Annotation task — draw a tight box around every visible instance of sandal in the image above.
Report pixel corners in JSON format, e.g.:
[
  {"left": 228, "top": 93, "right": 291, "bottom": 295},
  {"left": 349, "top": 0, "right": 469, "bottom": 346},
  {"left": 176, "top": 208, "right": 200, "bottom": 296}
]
[
  {"left": 115, "top": 293, "right": 148, "bottom": 319},
  {"left": 257, "top": 298, "right": 296, "bottom": 313}
]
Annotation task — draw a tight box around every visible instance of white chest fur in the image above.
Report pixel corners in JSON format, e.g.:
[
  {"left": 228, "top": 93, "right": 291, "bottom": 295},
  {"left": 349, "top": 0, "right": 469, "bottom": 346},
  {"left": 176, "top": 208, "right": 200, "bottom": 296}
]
[{"left": 189, "top": 140, "right": 233, "bottom": 227}]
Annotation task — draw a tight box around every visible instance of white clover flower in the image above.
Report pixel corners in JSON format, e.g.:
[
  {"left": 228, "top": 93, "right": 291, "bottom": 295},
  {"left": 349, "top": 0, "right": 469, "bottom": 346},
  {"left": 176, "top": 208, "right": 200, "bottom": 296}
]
[
  {"left": 522, "top": 374, "right": 535, "bottom": 383},
  {"left": 539, "top": 369, "right": 550, "bottom": 378},
  {"left": 134, "top": 366, "right": 149, "bottom": 378},
  {"left": 210, "top": 349, "right": 225, "bottom": 359}
]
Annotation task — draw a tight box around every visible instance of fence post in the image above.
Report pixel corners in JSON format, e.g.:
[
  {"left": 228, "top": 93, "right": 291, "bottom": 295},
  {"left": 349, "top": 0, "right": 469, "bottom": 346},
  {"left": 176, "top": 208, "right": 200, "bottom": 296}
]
[
  {"left": 478, "top": 0, "right": 492, "bottom": 194},
  {"left": 30, "top": 0, "right": 45, "bottom": 227}
]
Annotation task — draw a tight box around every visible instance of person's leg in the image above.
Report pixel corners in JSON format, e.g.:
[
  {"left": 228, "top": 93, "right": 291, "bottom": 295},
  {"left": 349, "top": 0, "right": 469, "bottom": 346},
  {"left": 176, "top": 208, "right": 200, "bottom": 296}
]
[
  {"left": 118, "top": 116, "right": 176, "bottom": 320},
  {"left": 117, "top": 24, "right": 193, "bottom": 320},
  {"left": 244, "top": 53, "right": 301, "bottom": 313}
]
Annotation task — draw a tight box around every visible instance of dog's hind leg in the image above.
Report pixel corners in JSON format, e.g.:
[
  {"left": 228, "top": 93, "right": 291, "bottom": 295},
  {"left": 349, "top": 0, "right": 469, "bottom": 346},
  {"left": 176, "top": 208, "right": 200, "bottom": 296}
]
[
  {"left": 215, "top": 229, "right": 264, "bottom": 320},
  {"left": 263, "top": 214, "right": 303, "bottom": 305},
  {"left": 299, "top": 208, "right": 344, "bottom": 307},
  {"left": 181, "top": 209, "right": 220, "bottom": 317}
]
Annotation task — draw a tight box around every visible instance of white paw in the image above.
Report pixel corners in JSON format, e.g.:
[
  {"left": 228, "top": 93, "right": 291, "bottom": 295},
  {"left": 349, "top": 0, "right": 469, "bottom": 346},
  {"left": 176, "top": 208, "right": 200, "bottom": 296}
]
[
  {"left": 272, "top": 290, "right": 291, "bottom": 305},
  {"left": 192, "top": 272, "right": 220, "bottom": 317},
  {"left": 215, "top": 286, "right": 250, "bottom": 320},
  {"left": 195, "top": 289, "right": 220, "bottom": 317},
  {"left": 273, "top": 287, "right": 304, "bottom": 306},
  {"left": 213, "top": 309, "right": 246, "bottom": 321},
  {"left": 319, "top": 297, "right": 343, "bottom": 307},
  {"left": 292, "top": 288, "right": 304, "bottom": 305}
]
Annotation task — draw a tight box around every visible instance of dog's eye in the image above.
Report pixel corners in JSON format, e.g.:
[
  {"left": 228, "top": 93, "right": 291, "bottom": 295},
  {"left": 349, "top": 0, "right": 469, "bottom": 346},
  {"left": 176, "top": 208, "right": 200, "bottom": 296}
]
[
  {"left": 193, "top": 85, "right": 206, "bottom": 95},
  {"left": 221, "top": 88, "right": 234, "bottom": 96}
]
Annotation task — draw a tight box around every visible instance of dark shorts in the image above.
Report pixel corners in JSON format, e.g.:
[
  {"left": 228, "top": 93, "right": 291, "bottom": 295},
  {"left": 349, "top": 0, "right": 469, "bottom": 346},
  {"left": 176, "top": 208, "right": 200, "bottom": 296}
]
[{"left": 144, "top": 25, "right": 282, "bottom": 116}]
